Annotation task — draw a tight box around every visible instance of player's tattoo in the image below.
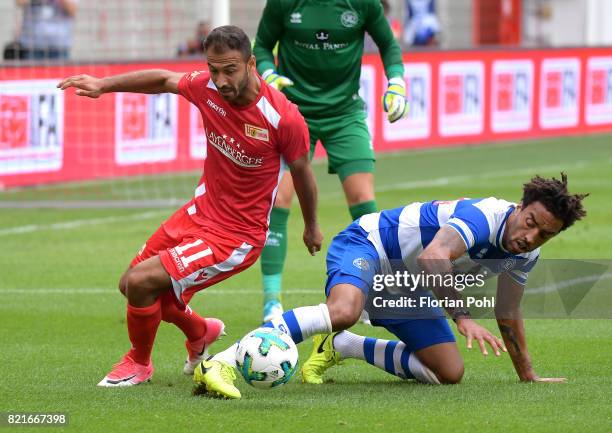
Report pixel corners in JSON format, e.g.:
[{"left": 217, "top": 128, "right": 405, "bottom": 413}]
[{"left": 499, "top": 324, "right": 521, "bottom": 354}]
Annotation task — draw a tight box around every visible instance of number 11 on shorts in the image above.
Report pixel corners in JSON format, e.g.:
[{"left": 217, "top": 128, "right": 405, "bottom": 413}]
[{"left": 174, "top": 239, "right": 212, "bottom": 268}]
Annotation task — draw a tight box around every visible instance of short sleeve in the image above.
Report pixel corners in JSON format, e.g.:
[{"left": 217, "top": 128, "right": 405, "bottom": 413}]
[
  {"left": 277, "top": 104, "right": 310, "bottom": 165},
  {"left": 445, "top": 202, "right": 491, "bottom": 250},
  {"left": 178, "top": 70, "right": 207, "bottom": 104},
  {"left": 505, "top": 254, "right": 539, "bottom": 285}
]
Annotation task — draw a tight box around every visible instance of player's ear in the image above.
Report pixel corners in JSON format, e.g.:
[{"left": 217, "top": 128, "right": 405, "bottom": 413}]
[{"left": 247, "top": 54, "right": 256, "bottom": 71}]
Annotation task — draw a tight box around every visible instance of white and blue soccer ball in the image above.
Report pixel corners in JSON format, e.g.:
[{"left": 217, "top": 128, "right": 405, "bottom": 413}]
[{"left": 235, "top": 327, "right": 298, "bottom": 389}]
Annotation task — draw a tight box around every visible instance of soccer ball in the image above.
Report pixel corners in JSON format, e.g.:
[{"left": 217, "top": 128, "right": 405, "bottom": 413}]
[{"left": 235, "top": 327, "right": 298, "bottom": 389}]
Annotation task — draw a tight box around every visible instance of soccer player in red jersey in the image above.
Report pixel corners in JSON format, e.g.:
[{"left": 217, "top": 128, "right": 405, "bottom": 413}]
[{"left": 57, "top": 25, "right": 323, "bottom": 387}]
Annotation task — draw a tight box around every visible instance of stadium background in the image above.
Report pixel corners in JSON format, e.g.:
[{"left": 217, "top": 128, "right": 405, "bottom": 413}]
[{"left": 1, "top": 1, "right": 611, "bottom": 433}]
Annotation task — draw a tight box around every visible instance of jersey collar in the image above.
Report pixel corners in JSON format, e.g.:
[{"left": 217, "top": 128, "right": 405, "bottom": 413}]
[{"left": 495, "top": 205, "right": 516, "bottom": 252}]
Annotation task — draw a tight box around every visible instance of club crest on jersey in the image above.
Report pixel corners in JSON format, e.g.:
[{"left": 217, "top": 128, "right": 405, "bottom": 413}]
[
  {"left": 244, "top": 124, "right": 269, "bottom": 142},
  {"left": 340, "top": 10, "right": 358, "bottom": 27},
  {"left": 315, "top": 30, "right": 329, "bottom": 41},
  {"left": 353, "top": 258, "right": 370, "bottom": 271},
  {"left": 290, "top": 12, "right": 302, "bottom": 24},
  {"left": 501, "top": 257, "right": 516, "bottom": 271}
]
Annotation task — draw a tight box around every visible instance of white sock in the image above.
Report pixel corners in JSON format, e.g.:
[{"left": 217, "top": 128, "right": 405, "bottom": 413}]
[
  {"left": 211, "top": 304, "right": 333, "bottom": 368},
  {"left": 211, "top": 343, "right": 238, "bottom": 368},
  {"left": 265, "top": 304, "right": 332, "bottom": 343},
  {"left": 332, "top": 331, "right": 440, "bottom": 384}
]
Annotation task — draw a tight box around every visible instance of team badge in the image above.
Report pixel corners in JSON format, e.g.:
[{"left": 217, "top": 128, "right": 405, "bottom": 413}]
[
  {"left": 245, "top": 124, "right": 270, "bottom": 142},
  {"left": 290, "top": 12, "right": 302, "bottom": 24},
  {"left": 353, "top": 258, "right": 370, "bottom": 271},
  {"left": 501, "top": 257, "right": 516, "bottom": 271},
  {"left": 340, "top": 10, "right": 358, "bottom": 27}
]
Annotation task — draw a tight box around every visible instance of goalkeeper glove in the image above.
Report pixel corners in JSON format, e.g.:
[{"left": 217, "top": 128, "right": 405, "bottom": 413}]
[
  {"left": 383, "top": 77, "right": 409, "bottom": 123},
  {"left": 262, "top": 69, "right": 294, "bottom": 91}
]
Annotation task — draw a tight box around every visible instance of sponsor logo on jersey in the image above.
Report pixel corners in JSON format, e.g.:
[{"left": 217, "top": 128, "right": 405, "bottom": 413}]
[
  {"left": 340, "top": 10, "right": 358, "bottom": 28},
  {"left": 244, "top": 124, "right": 270, "bottom": 142},
  {"left": 207, "top": 129, "right": 264, "bottom": 168},
  {"left": 294, "top": 40, "right": 349, "bottom": 51},
  {"left": 290, "top": 12, "right": 302, "bottom": 24},
  {"left": 353, "top": 257, "right": 370, "bottom": 271},
  {"left": 207, "top": 99, "right": 227, "bottom": 117},
  {"left": 315, "top": 30, "right": 329, "bottom": 41}
]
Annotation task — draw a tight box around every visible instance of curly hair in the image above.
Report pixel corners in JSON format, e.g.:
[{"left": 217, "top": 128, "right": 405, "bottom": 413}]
[{"left": 522, "top": 172, "right": 588, "bottom": 231}]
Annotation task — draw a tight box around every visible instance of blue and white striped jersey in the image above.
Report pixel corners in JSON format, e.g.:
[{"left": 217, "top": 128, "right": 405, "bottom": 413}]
[{"left": 358, "top": 198, "right": 540, "bottom": 285}]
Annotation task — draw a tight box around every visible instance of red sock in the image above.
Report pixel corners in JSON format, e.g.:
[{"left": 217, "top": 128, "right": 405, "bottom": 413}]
[
  {"left": 160, "top": 291, "right": 207, "bottom": 343},
  {"left": 127, "top": 299, "right": 162, "bottom": 366}
]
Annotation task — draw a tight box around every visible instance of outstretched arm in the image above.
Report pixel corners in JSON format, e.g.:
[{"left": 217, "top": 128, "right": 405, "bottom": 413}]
[
  {"left": 418, "top": 226, "right": 506, "bottom": 356},
  {"left": 495, "top": 272, "right": 566, "bottom": 382},
  {"left": 57, "top": 70, "right": 184, "bottom": 98},
  {"left": 288, "top": 155, "right": 322, "bottom": 256}
]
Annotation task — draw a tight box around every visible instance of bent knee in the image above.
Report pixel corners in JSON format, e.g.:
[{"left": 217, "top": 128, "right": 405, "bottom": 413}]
[
  {"left": 118, "top": 273, "right": 128, "bottom": 296},
  {"left": 328, "top": 303, "right": 361, "bottom": 331},
  {"left": 437, "top": 363, "right": 464, "bottom": 384},
  {"left": 123, "top": 269, "right": 153, "bottom": 299}
]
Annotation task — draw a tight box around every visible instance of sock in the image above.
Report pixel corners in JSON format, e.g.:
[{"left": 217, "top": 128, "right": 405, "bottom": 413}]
[
  {"left": 332, "top": 331, "right": 440, "bottom": 384},
  {"left": 262, "top": 304, "right": 332, "bottom": 343},
  {"left": 212, "top": 304, "right": 332, "bottom": 368},
  {"left": 160, "top": 291, "right": 207, "bottom": 342},
  {"left": 349, "top": 200, "right": 377, "bottom": 221},
  {"left": 263, "top": 274, "right": 282, "bottom": 304},
  {"left": 212, "top": 343, "right": 239, "bottom": 368},
  {"left": 261, "top": 207, "right": 290, "bottom": 304},
  {"left": 127, "top": 299, "right": 162, "bottom": 366}
]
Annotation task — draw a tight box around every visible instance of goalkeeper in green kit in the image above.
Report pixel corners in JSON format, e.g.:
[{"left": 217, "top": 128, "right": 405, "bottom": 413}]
[{"left": 254, "top": 0, "right": 408, "bottom": 321}]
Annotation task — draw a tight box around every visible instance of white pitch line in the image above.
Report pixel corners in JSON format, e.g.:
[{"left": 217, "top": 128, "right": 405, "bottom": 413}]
[
  {"left": 2, "top": 158, "right": 605, "bottom": 235},
  {"left": 0, "top": 210, "right": 168, "bottom": 237},
  {"left": 320, "top": 159, "right": 598, "bottom": 198},
  {"left": 0, "top": 288, "right": 322, "bottom": 295},
  {"left": 3, "top": 273, "right": 610, "bottom": 297},
  {"left": 524, "top": 272, "right": 612, "bottom": 295}
]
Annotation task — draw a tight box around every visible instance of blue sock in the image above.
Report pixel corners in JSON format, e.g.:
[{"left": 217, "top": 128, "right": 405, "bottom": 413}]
[{"left": 332, "top": 331, "right": 440, "bottom": 383}]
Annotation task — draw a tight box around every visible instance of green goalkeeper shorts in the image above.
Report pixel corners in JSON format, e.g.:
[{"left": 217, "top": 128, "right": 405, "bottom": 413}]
[{"left": 306, "top": 110, "right": 375, "bottom": 182}]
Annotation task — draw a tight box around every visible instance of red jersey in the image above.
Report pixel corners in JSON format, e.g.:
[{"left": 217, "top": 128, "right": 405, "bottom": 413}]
[{"left": 177, "top": 70, "right": 309, "bottom": 247}]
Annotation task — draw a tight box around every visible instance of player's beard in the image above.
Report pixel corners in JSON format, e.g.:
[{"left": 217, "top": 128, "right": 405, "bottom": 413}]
[
  {"left": 219, "top": 69, "right": 251, "bottom": 104},
  {"left": 234, "top": 69, "right": 251, "bottom": 102}
]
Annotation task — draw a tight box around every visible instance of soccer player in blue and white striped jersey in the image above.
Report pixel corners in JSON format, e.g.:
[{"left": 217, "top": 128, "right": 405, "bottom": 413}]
[{"left": 196, "top": 174, "right": 587, "bottom": 398}]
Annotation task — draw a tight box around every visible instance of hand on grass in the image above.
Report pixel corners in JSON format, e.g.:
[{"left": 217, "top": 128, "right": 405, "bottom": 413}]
[{"left": 522, "top": 374, "right": 567, "bottom": 383}]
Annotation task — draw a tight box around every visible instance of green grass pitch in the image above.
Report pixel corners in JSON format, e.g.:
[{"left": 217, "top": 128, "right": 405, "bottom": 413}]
[{"left": 1, "top": 135, "right": 611, "bottom": 433}]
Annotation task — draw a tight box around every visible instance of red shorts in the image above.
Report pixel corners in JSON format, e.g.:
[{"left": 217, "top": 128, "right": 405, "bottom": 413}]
[{"left": 131, "top": 204, "right": 261, "bottom": 306}]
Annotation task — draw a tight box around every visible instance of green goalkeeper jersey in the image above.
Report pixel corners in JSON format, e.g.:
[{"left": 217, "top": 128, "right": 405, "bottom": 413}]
[{"left": 254, "top": 0, "right": 404, "bottom": 118}]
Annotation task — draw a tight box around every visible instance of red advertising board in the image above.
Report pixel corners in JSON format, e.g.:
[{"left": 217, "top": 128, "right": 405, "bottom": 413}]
[{"left": 1, "top": 47, "right": 612, "bottom": 188}]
